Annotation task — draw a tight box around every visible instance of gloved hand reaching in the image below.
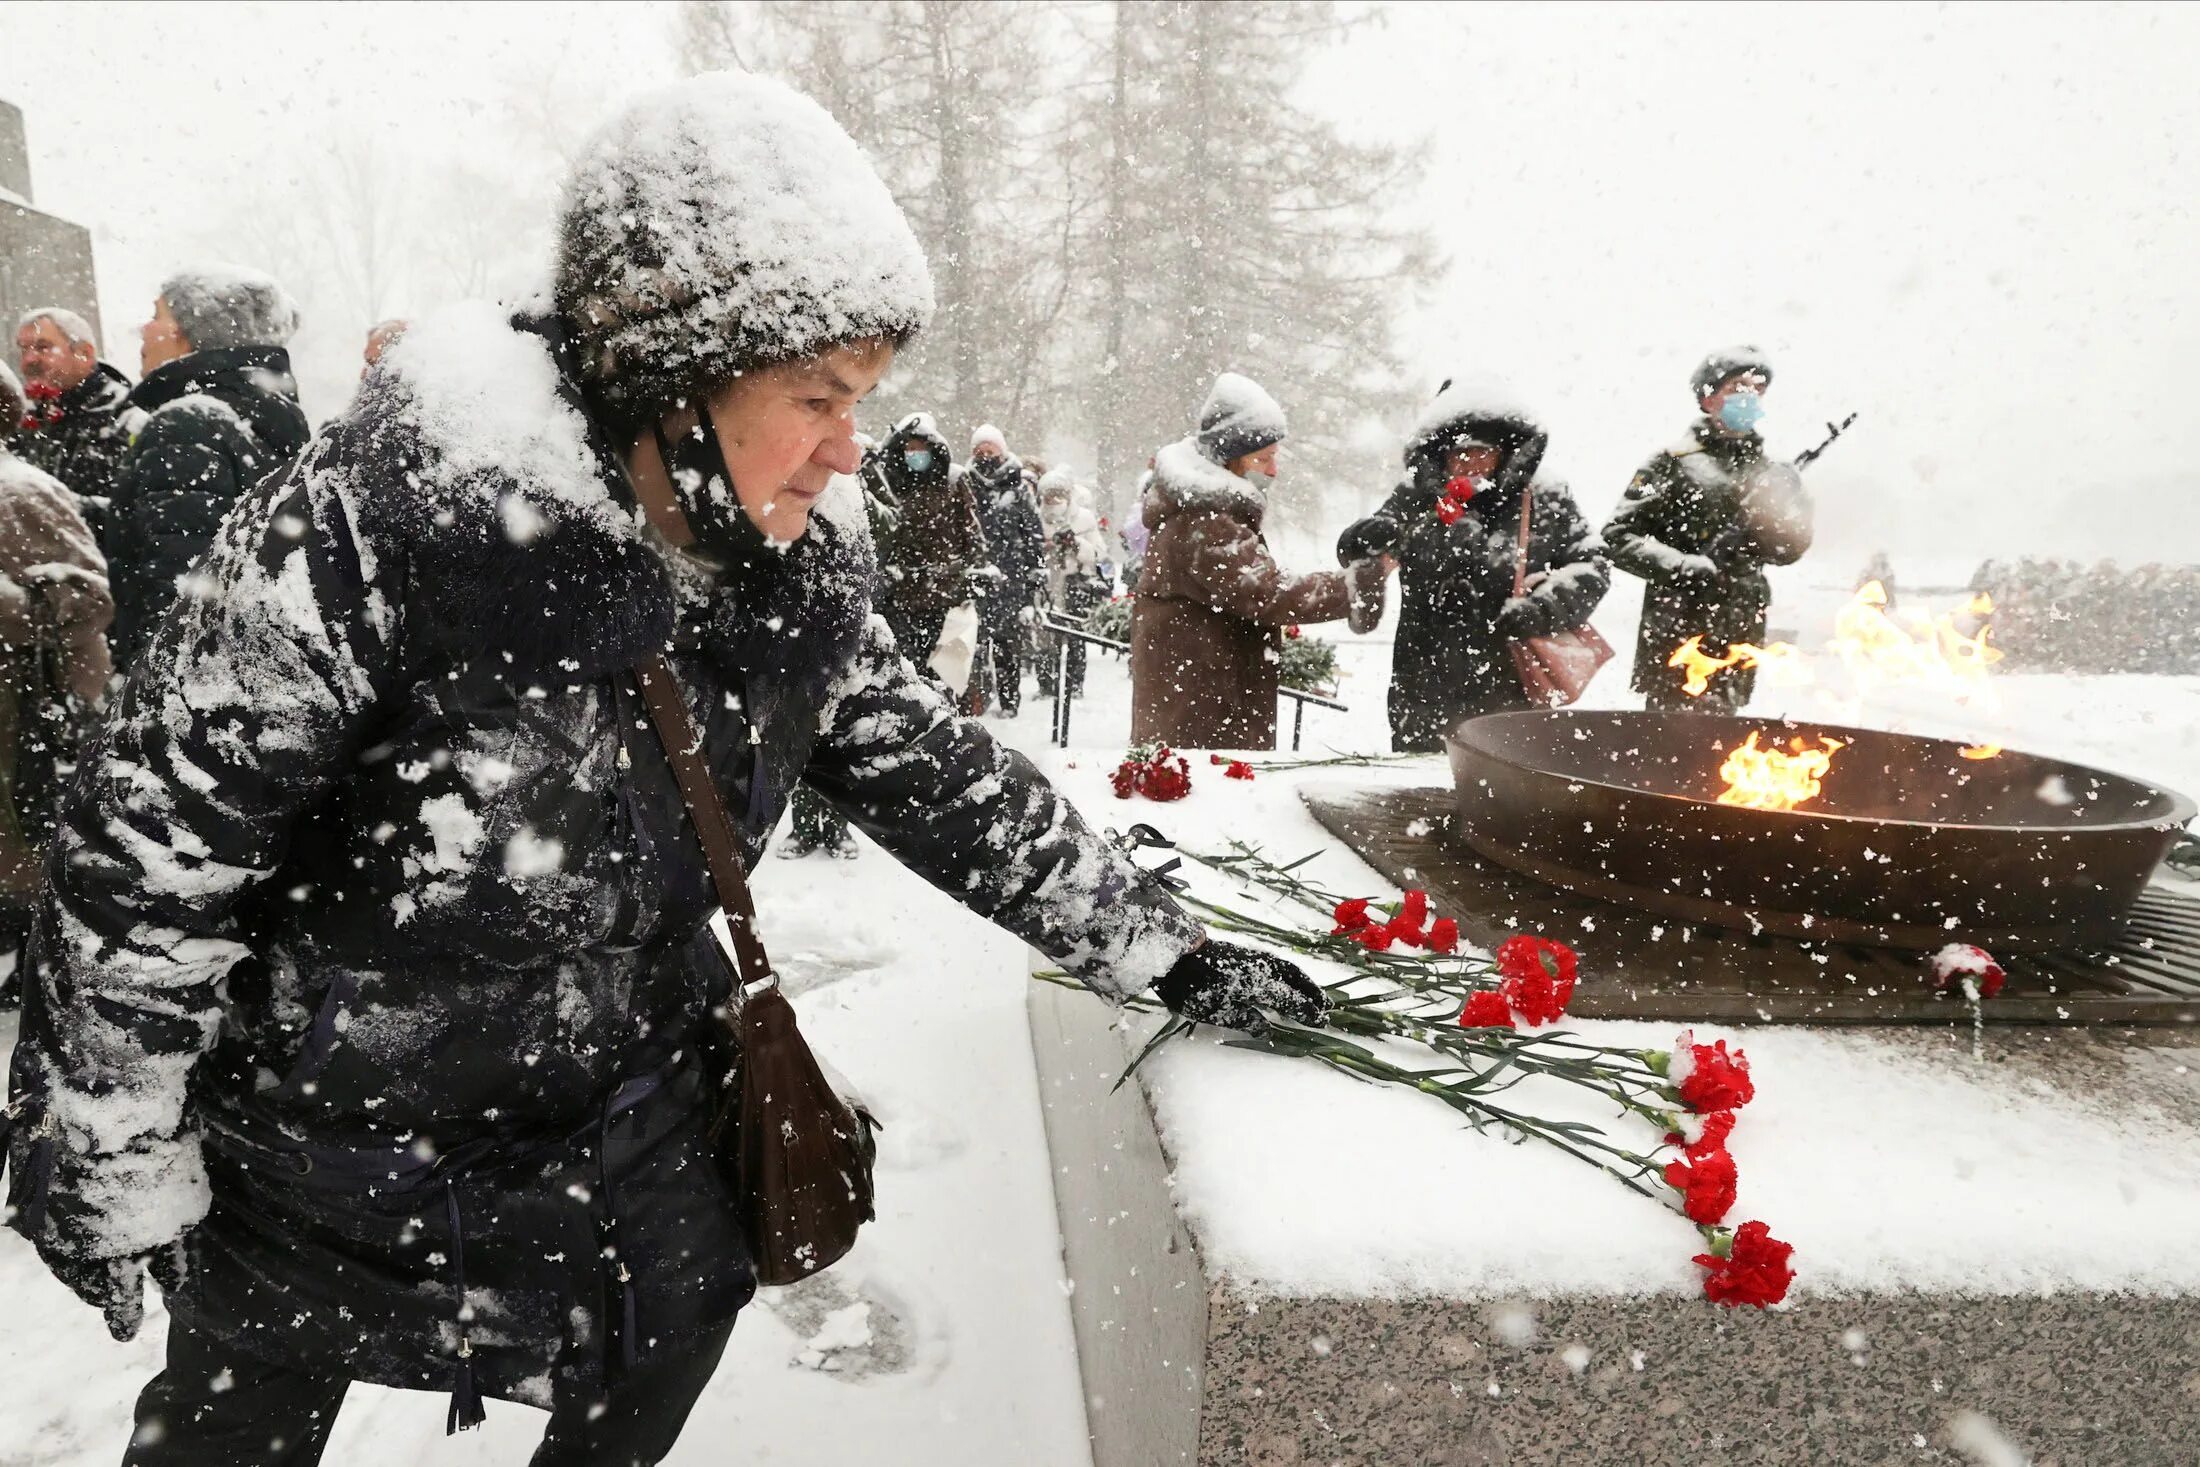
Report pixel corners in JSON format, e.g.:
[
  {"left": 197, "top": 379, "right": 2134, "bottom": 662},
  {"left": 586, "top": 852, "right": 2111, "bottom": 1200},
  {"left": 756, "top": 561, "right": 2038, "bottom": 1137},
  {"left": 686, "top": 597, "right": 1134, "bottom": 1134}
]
[
  {"left": 45, "top": 1236, "right": 190, "bottom": 1342},
  {"left": 1156, "top": 940, "right": 1328, "bottom": 1030},
  {"left": 1336, "top": 515, "right": 1400, "bottom": 567}
]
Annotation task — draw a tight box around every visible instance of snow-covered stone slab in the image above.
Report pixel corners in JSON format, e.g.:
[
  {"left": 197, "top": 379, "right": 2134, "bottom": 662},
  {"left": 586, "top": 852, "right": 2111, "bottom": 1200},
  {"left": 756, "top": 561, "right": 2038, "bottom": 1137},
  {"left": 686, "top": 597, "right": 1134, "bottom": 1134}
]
[{"left": 1031, "top": 976, "right": 2200, "bottom": 1465}]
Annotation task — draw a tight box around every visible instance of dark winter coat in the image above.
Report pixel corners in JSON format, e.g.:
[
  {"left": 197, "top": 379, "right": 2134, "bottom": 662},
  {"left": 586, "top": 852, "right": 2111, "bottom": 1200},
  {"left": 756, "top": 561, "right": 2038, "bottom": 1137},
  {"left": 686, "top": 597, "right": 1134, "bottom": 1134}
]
[
  {"left": 879, "top": 418, "right": 985, "bottom": 627},
  {"left": 0, "top": 451, "right": 111, "bottom": 896},
  {"left": 4, "top": 306, "right": 1199, "bottom": 1410},
  {"left": 1602, "top": 418, "right": 1806, "bottom": 706},
  {"left": 1340, "top": 404, "right": 1608, "bottom": 752},
  {"left": 108, "top": 344, "right": 310, "bottom": 668},
  {"left": 11, "top": 360, "right": 136, "bottom": 549},
  {"left": 1131, "top": 440, "right": 1349, "bottom": 750},
  {"left": 969, "top": 455, "right": 1044, "bottom": 590}
]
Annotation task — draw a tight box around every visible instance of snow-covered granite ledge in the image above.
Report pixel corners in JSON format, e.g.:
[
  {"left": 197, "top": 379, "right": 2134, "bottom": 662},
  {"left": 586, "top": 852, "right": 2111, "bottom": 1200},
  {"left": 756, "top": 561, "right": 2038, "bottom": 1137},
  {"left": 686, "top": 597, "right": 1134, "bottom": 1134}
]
[{"left": 1031, "top": 979, "right": 2200, "bottom": 1466}]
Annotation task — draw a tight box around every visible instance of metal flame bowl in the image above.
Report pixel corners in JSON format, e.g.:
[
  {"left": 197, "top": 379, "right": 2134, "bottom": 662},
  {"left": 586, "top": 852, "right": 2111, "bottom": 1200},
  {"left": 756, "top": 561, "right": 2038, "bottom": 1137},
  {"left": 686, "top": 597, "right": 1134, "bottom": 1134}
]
[{"left": 1445, "top": 709, "right": 2195, "bottom": 951}]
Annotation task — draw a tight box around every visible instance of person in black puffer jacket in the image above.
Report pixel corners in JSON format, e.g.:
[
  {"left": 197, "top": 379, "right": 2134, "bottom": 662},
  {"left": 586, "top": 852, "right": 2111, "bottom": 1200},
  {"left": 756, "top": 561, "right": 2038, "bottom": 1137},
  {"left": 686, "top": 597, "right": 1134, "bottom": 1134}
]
[
  {"left": 3, "top": 72, "right": 1321, "bottom": 1467},
  {"left": 1338, "top": 382, "right": 1610, "bottom": 752},
  {"left": 107, "top": 266, "right": 310, "bottom": 670},
  {"left": 964, "top": 423, "right": 1043, "bottom": 715}
]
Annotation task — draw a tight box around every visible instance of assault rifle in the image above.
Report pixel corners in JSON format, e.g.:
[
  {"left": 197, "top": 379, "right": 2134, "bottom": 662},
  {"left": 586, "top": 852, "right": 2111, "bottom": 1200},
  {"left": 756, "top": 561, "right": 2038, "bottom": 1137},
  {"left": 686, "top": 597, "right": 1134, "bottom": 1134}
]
[{"left": 1793, "top": 412, "right": 1859, "bottom": 470}]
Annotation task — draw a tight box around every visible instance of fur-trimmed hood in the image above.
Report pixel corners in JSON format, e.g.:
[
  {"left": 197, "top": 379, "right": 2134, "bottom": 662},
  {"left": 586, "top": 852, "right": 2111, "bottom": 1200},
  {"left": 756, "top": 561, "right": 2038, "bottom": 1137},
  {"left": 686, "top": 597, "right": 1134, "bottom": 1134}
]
[
  {"left": 332, "top": 302, "right": 869, "bottom": 689},
  {"left": 1142, "top": 437, "right": 1266, "bottom": 532},
  {"left": 1401, "top": 381, "right": 1548, "bottom": 510}
]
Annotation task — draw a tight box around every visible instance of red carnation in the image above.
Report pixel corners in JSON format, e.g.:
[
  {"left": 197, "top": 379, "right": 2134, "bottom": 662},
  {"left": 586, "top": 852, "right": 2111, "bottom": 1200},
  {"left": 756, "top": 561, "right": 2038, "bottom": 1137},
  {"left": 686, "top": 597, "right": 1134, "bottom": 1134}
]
[
  {"left": 1672, "top": 1031, "right": 1754, "bottom": 1115},
  {"left": 1495, "top": 935, "right": 1577, "bottom": 1027},
  {"left": 1664, "top": 1146, "right": 1739, "bottom": 1225},
  {"left": 1435, "top": 498, "right": 1467, "bottom": 526},
  {"left": 1286, "top": 624, "right": 1302, "bottom": 639},
  {"left": 1666, "top": 1110, "right": 1736, "bottom": 1156},
  {"left": 1354, "top": 925, "right": 1396, "bottom": 952},
  {"left": 1443, "top": 475, "right": 1476, "bottom": 504},
  {"left": 1427, "top": 917, "right": 1459, "bottom": 954},
  {"left": 1457, "top": 991, "right": 1515, "bottom": 1028},
  {"left": 1929, "top": 943, "right": 2007, "bottom": 1000},
  {"left": 1225, "top": 760, "right": 1254, "bottom": 781},
  {"left": 1693, "top": 1220, "right": 1795, "bottom": 1308},
  {"left": 1332, "top": 897, "right": 1373, "bottom": 935}
]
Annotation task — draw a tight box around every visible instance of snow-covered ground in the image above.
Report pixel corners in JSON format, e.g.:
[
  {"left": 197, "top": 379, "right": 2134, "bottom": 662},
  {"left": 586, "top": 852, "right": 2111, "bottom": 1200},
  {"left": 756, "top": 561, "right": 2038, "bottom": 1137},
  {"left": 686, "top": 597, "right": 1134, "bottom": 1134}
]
[{"left": 5, "top": 601, "right": 2198, "bottom": 1462}]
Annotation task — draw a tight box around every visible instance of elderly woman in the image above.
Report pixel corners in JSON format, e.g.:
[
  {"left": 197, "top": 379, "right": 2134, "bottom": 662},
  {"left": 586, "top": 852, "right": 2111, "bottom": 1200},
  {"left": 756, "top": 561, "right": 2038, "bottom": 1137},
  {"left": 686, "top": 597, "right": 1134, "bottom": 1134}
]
[
  {"left": 1131, "top": 373, "right": 1372, "bottom": 749},
  {"left": 4, "top": 74, "right": 1321, "bottom": 1466}
]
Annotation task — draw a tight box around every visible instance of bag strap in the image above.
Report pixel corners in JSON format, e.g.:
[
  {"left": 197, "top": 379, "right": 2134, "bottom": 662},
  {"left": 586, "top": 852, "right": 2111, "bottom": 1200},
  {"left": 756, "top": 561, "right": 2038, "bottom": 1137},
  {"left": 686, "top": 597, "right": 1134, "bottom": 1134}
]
[
  {"left": 632, "top": 653, "right": 777, "bottom": 995},
  {"left": 1512, "top": 485, "right": 1535, "bottom": 597}
]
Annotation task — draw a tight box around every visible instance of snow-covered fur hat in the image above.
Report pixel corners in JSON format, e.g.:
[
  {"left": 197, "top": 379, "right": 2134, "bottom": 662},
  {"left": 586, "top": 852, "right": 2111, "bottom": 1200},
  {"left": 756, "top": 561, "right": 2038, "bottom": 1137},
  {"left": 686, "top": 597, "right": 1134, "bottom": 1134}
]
[
  {"left": 972, "top": 422, "right": 1008, "bottom": 455},
  {"left": 556, "top": 71, "right": 935, "bottom": 427},
  {"left": 1403, "top": 378, "right": 1547, "bottom": 501},
  {"left": 1037, "top": 465, "right": 1076, "bottom": 501},
  {"left": 1691, "top": 345, "right": 1773, "bottom": 401},
  {"left": 159, "top": 264, "right": 301, "bottom": 351},
  {"left": 1193, "top": 372, "right": 1286, "bottom": 466}
]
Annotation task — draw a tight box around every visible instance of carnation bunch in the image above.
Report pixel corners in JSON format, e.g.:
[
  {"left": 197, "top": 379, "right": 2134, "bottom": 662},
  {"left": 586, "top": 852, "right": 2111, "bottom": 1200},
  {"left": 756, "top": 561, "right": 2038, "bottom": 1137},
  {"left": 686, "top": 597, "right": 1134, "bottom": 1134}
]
[
  {"left": 1110, "top": 742, "right": 1191, "bottom": 801},
  {"left": 1081, "top": 833, "right": 1796, "bottom": 1307}
]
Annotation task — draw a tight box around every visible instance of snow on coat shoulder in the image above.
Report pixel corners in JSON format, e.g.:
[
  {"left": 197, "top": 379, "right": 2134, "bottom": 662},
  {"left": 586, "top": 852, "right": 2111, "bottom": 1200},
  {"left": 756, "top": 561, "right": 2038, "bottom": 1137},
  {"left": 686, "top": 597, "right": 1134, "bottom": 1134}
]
[
  {"left": 1147, "top": 439, "right": 1265, "bottom": 527},
  {"left": 380, "top": 301, "right": 619, "bottom": 535}
]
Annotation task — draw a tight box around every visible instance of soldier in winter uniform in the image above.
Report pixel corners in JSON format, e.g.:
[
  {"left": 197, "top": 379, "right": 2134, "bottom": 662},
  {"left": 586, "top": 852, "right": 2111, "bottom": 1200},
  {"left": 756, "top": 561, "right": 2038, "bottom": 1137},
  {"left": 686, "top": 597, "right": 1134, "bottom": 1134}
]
[
  {"left": 1602, "top": 347, "right": 1810, "bottom": 712},
  {"left": 2, "top": 73, "right": 1324, "bottom": 1467},
  {"left": 13, "top": 306, "right": 138, "bottom": 549},
  {"left": 1337, "top": 384, "right": 1609, "bottom": 753},
  {"left": 1132, "top": 373, "right": 1364, "bottom": 749},
  {"left": 109, "top": 267, "right": 311, "bottom": 670}
]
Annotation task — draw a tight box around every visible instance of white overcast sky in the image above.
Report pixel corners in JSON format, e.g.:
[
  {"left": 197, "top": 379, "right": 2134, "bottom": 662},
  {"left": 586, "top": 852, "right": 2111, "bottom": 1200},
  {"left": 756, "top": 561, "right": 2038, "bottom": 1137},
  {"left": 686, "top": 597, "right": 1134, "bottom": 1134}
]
[{"left": 5, "top": 0, "right": 2196, "bottom": 568}]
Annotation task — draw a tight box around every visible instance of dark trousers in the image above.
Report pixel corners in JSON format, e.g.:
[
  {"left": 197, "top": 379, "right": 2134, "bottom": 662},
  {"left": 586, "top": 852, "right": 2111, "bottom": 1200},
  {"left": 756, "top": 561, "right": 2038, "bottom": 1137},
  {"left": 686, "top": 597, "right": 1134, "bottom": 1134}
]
[
  {"left": 123, "top": 1317, "right": 735, "bottom": 1467},
  {"left": 975, "top": 596, "right": 1025, "bottom": 715}
]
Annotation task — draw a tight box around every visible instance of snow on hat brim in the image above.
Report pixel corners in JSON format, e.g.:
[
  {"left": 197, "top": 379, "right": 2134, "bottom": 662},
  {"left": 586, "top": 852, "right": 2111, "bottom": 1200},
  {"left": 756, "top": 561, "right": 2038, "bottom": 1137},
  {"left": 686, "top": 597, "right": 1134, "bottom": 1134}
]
[
  {"left": 1194, "top": 371, "right": 1287, "bottom": 465},
  {"left": 972, "top": 424, "right": 1008, "bottom": 453},
  {"left": 160, "top": 265, "right": 301, "bottom": 351},
  {"left": 1692, "top": 346, "right": 1773, "bottom": 400},
  {"left": 557, "top": 71, "right": 935, "bottom": 426}
]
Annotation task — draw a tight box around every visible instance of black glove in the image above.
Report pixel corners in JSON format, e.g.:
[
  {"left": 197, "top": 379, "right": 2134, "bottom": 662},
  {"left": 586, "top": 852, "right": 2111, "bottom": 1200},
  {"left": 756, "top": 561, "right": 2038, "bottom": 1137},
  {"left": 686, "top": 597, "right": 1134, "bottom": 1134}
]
[
  {"left": 1495, "top": 594, "right": 1553, "bottom": 640},
  {"left": 44, "top": 1237, "right": 189, "bottom": 1342},
  {"left": 1155, "top": 941, "right": 1328, "bottom": 1030},
  {"left": 1337, "top": 515, "right": 1400, "bottom": 566}
]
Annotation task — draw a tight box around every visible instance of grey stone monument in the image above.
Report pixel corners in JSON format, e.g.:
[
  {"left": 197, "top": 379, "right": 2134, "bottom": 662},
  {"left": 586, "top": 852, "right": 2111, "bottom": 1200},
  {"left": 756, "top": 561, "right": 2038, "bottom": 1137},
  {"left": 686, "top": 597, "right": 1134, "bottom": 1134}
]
[{"left": 0, "top": 98, "right": 104, "bottom": 346}]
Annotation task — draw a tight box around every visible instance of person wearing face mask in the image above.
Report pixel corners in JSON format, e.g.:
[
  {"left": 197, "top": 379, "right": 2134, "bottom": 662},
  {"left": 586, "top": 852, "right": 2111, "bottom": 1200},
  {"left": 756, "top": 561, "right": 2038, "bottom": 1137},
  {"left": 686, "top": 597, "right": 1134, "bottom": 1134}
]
[
  {"left": 1602, "top": 346, "right": 1804, "bottom": 712},
  {"left": 1336, "top": 382, "right": 1609, "bottom": 752},
  {"left": 3, "top": 73, "right": 1326, "bottom": 1466},
  {"left": 873, "top": 409, "right": 984, "bottom": 669},
  {"left": 1131, "top": 372, "right": 1366, "bottom": 749}
]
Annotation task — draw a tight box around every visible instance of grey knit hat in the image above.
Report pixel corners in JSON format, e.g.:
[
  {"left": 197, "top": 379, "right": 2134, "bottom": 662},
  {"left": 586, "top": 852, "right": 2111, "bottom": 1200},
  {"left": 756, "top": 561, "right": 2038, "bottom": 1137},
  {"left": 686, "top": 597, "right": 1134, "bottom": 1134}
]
[
  {"left": 556, "top": 71, "right": 936, "bottom": 427},
  {"left": 1193, "top": 372, "right": 1287, "bottom": 466},
  {"left": 159, "top": 265, "right": 301, "bottom": 351},
  {"left": 1691, "top": 345, "right": 1773, "bottom": 401}
]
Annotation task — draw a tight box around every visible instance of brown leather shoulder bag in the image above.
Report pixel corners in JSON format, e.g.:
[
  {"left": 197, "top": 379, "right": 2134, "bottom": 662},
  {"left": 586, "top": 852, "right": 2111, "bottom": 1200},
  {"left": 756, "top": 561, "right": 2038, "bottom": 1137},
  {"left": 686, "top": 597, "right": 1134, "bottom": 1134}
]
[
  {"left": 1507, "top": 490, "right": 1614, "bottom": 707},
  {"left": 633, "top": 654, "right": 878, "bottom": 1285}
]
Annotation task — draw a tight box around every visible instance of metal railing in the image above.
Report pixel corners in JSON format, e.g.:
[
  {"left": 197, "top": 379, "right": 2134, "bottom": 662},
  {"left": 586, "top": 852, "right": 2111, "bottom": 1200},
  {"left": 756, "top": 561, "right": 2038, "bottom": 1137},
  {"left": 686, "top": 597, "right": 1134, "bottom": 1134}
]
[{"left": 1034, "top": 614, "right": 1346, "bottom": 751}]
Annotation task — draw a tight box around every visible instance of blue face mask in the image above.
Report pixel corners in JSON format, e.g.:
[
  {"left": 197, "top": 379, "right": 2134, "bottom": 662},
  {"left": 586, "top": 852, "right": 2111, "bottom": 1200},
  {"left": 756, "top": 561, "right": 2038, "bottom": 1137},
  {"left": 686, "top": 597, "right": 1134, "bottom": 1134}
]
[
  {"left": 903, "top": 448, "right": 935, "bottom": 474},
  {"left": 1716, "top": 392, "right": 1765, "bottom": 433}
]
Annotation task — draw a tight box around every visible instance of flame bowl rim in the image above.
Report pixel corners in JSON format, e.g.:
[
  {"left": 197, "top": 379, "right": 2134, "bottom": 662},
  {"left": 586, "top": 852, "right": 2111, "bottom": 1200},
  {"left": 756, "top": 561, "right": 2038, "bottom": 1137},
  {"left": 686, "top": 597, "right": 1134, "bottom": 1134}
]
[{"left": 1447, "top": 708, "right": 2198, "bottom": 836}]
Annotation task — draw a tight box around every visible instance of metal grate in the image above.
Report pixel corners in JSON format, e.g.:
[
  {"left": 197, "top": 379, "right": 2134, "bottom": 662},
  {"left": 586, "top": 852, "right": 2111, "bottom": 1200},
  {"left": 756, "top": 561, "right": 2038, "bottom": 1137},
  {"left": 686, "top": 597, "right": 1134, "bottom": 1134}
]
[{"left": 1305, "top": 787, "right": 2200, "bottom": 1026}]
